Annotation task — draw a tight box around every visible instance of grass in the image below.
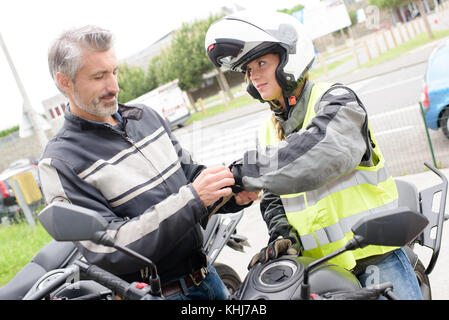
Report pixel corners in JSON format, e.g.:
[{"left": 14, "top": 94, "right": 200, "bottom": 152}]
[
  {"left": 0, "top": 221, "right": 52, "bottom": 287},
  {"left": 185, "top": 93, "right": 254, "bottom": 124},
  {"left": 358, "top": 30, "right": 449, "bottom": 70},
  {"left": 309, "top": 54, "right": 354, "bottom": 80},
  {"left": 200, "top": 85, "right": 246, "bottom": 106}
]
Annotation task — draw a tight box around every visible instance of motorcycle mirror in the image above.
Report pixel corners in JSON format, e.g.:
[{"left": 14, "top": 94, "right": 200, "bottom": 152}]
[
  {"left": 300, "top": 207, "right": 429, "bottom": 300},
  {"left": 39, "top": 202, "right": 163, "bottom": 297},
  {"left": 38, "top": 202, "right": 108, "bottom": 243},
  {"left": 350, "top": 207, "right": 429, "bottom": 248}
]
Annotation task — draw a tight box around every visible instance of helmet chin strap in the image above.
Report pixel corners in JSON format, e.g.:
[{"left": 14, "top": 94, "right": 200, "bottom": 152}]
[{"left": 284, "top": 76, "right": 307, "bottom": 108}]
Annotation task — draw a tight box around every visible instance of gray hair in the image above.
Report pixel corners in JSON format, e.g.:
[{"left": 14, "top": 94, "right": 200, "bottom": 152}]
[{"left": 48, "top": 25, "right": 115, "bottom": 93}]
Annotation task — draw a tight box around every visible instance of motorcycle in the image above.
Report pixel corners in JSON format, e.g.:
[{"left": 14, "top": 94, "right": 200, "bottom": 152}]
[
  {"left": 22, "top": 192, "right": 430, "bottom": 300},
  {"left": 0, "top": 208, "right": 247, "bottom": 300},
  {"left": 233, "top": 162, "right": 448, "bottom": 300},
  {"left": 1, "top": 163, "right": 446, "bottom": 300}
]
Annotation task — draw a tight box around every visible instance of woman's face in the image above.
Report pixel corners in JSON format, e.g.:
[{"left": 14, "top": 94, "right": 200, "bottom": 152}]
[{"left": 246, "top": 53, "right": 282, "bottom": 102}]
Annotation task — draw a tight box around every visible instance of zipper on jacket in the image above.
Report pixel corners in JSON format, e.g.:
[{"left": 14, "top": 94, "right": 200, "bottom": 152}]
[{"left": 110, "top": 125, "right": 173, "bottom": 194}]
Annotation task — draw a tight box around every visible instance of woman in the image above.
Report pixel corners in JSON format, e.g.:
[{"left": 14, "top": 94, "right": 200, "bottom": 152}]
[{"left": 205, "top": 10, "right": 423, "bottom": 299}]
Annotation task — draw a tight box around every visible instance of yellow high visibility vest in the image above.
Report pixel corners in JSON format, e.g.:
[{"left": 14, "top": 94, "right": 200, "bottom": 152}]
[{"left": 257, "top": 82, "right": 398, "bottom": 270}]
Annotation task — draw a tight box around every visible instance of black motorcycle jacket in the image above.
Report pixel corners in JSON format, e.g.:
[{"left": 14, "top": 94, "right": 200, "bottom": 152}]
[{"left": 38, "top": 103, "right": 245, "bottom": 283}]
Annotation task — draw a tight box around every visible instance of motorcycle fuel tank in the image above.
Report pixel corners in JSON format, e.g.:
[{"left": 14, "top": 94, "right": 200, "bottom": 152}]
[{"left": 235, "top": 255, "right": 361, "bottom": 300}]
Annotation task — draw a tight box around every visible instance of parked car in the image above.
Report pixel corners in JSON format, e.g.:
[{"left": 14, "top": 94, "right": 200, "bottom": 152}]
[
  {"left": 0, "top": 179, "right": 23, "bottom": 224},
  {"left": 0, "top": 158, "right": 41, "bottom": 224},
  {"left": 7, "top": 158, "right": 38, "bottom": 170},
  {"left": 420, "top": 38, "right": 449, "bottom": 138},
  {"left": 0, "top": 158, "right": 40, "bottom": 188}
]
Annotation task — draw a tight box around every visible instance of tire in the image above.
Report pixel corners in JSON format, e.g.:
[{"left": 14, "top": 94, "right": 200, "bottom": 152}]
[
  {"left": 415, "top": 259, "right": 432, "bottom": 300},
  {"left": 213, "top": 262, "right": 242, "bottom": 294},
  {"left": 440, "top": 107, "right": 449, "bottom": 139}
]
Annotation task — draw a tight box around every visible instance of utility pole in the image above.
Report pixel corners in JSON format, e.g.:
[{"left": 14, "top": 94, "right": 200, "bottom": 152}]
[{"left": 0, "top": 32, "right": 48, "bottom": 151}]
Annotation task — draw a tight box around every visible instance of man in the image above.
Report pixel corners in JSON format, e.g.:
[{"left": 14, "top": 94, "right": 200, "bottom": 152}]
[{"left": 39, "top": 25, "right": 258, "bottom": 300}]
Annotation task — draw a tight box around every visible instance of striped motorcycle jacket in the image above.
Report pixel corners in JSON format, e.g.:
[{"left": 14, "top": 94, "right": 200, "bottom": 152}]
[{"left": 38, "top": 104, "right": 245, "bottom": 283}]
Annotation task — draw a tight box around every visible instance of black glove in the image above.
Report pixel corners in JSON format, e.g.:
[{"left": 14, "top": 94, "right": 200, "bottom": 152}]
[
  {"left": 247, "top": 236, "right": 299, "bottom": 270},
  {"left": 228, "top": 159, "right": 245, "bottom": 194}
]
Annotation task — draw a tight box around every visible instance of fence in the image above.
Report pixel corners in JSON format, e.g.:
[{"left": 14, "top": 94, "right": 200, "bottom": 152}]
[
  {"left": 322, "top": 7, "right": 449, "bottom": 177},
  {"left": 369, "top": 103, "right": 449, "bottom": 177},
  {"left": 348, "top": 13, "right": 447, "bottom": 68}
]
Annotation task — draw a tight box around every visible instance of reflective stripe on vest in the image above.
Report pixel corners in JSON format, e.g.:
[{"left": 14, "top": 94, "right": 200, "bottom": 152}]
[
  {"left": 297, "top": 199, "right": 398, "bottom": 251},
  {"left": 258, "top": 82, "right": 398, "bottom": 270}
]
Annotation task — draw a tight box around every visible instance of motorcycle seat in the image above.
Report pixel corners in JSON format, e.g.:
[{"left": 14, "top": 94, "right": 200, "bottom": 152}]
[{"left": 0, "top": 240, "right": 77, "bottom": 300}]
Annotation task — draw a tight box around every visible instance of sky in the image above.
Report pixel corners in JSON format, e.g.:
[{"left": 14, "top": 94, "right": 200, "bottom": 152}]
[{"left": 0, "top": 0, "right": 311, "bottom": 131}]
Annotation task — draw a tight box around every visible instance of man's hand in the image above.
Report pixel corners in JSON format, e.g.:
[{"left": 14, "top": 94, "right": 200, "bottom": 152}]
[
  {"left": 192, "top": 166, "right": 234, "bottom": 207},
  {"left": 234, "top": 190, "right": 260, "bottom": 206}
]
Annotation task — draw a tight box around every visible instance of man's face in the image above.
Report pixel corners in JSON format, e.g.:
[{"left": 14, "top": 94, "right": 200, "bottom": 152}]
[{"left": 70, "top": 48, "right": 119, "bottom": 120}]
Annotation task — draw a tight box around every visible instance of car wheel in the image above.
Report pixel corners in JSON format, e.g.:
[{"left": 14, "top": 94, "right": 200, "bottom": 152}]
[{"left": 440, "top": 107, "right": 449, "bottom": 139}]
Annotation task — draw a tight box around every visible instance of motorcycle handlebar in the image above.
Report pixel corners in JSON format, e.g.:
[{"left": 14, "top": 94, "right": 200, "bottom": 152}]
[
  {"left": 75, "top": 260, "right": 161, "bottom": 300},
  {"left": 83, "top": 264, "right": 131, "bottom": 299}
]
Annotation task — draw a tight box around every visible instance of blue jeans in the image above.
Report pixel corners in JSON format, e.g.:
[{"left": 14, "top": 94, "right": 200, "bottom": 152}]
[
  {"left": 357, "top": 248, "right": 423, "bottom": 300},
  {"left": 165, "top": 265, "right": 229, "bottom": 300}
]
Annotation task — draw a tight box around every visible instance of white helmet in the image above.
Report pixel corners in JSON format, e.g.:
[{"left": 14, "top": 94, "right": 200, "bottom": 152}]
[{"left": 205, "top": 10, "right": 315, "bottom": 100}]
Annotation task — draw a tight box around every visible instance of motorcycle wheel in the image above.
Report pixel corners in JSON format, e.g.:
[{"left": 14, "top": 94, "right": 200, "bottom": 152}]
[
  {"left": 415, "top": 259, "right": 431, "bottom": 300},
  {"left": 213, "top": 262, "right": 242, "bottom": 294}
]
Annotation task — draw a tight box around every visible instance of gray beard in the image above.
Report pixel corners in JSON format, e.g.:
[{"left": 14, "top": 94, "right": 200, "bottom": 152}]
[{"left": 74, "top": 91, "right": 118, "bottom": 118}]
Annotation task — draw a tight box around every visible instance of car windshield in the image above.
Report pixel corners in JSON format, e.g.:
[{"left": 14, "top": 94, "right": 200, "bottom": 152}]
[
  {"left": 8, "top": 159, "right": 32, "bottom": 169},
  {"left": 427, "top": 46, "right": 449, "bottom": 86}
]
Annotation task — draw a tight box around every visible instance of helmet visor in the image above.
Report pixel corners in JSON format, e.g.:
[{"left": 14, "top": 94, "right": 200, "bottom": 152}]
[{"left": 207, "top": 39, "right": 245, "bottom": 69}]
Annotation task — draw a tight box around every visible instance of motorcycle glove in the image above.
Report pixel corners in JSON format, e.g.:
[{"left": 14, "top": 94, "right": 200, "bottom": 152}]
[
  {"left": 247, "top": 236, "right": 299, "bottom": 270},
  {"left": 228, "top": 159, "right": 245, "bottom": 194}
]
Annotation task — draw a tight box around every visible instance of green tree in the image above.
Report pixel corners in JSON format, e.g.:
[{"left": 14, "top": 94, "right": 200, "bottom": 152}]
[
  {"left": 156, "top": 48, "right": 178, "bottom": 85},
  {"left": 145, "top": 56, "right": 162, "bottom": 92},
  {"left": 117, "top": 64, "right": 149, "bottom": 103},
  {"left": 368, "top": 0, "right": 409, "bottom": 8},
  {"left": 0, "top": 125, "right": 19, "bottom": 139},
  {"left": 278, "top": 4, "right": 304, "bottom": 15},
  {"left": 169, "top": 14, "right": 224, "bottom": 91},
  {"left": 122, "top": 13, "right": 228, "bottom": 109}
]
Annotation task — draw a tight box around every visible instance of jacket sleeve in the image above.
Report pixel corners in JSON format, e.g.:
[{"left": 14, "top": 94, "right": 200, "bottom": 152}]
[
  {"left": 38, "top": 156, "right": 209, "bottom": 275},
  {"left": 159, "top": 112, "right": 252, "bottom": 216},
  {"left": 232, "top": 86, "right": 370, "bottom": 195},
  {"left": 259, "top": 190, "right": 293, "bottom": 243}
]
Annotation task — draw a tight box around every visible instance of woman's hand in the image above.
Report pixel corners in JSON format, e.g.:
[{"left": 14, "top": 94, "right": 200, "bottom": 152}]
[{"left": 234, "top": 190, "right": 260, "bottom": 206}]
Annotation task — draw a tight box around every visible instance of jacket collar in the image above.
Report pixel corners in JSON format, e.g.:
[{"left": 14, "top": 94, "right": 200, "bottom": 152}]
[
  {"left": 276, "top": 80, "right": 314, "bottom": 136},
  {"left": 64, "top": 103, "right": 143, "bottom": 131}
]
